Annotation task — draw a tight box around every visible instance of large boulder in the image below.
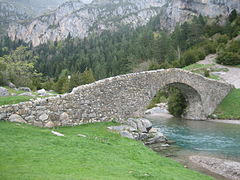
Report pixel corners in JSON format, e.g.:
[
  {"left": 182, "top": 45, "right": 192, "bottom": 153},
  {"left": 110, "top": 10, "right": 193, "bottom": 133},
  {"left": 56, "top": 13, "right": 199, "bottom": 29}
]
[
  {"left": 126, "top": 118, "right": 152, "bottom": 133},
  {"left": 145, "top": 131, "right": 167, "bottom": 145},
  {"left": 37, "top": 89, "right": 47, "bottom": 96},
  {"left": 18, "top": 87, "right": 31, "bottom": 92},
  {"left": 108, "top": 117, "right": 167, "bottom": 145},
  {"left": 107, "top": 123, "right": 167, "bottom": 144},
  {"left": 9, "top": 114, "right": 26, "bottom": 123},
  {"left": 0, "top": 87, "right": 9, "bottom": 96},
  {"left": 0, "top": 113, "right": 7, "bottom": 120},
  {"left": 120, "top": 131, "right": 134, "bottom": 139},
  {"left": 8, "top": 82, "right": 16, "bottom": 88}
]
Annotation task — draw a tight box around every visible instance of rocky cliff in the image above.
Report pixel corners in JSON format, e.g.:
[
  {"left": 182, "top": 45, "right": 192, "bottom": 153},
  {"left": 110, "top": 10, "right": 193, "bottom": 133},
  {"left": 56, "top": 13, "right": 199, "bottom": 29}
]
[
  {"left": 160, "top": 0, "right": 240, "bottom": 30},
  {"left": 7, "top": 0, "right": 240, "bottom": 46},
  {"left": 0, "top": 1, "right": 29, "bottom": 35}
]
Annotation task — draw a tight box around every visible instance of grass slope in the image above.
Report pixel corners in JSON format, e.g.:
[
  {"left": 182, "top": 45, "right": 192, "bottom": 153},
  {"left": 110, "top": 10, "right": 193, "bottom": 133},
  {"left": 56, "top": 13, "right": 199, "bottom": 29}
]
[
  {"left": 0, "top": 87, "right": 33, "bottom": 106},
  {"left": 214, "top": 88, "right": 240, "bottom": 119},
  {"left": 0, "top": 96, "right": 32, "bottom": 106},
  {"left": 0, "top": 122, "right": 214, "bottom": 180}
]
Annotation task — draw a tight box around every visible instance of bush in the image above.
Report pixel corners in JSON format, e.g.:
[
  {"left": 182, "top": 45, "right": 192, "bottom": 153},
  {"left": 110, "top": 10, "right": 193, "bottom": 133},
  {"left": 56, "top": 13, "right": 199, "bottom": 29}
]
[
  {"left": 195, "top": 48, "right": 206, "bottom": 60},
  {"left": 147, "top": 90, "right": 168, "bottom": 109},
  {"left": 148, "top": 62, "right": 162, "bottom": 70},
  {"left": 168, "top": 88, "right": 187, "bottom": 117},
  {"left": 54, "top": 76, "right": 70, "bottom": 94},
  {"left": 202, "top": 41, "right": 216, "bottom": 54},
  {"left": 180, "top": 50, "right": 197, "bottom": 66},
  {"left": 227, "top": 40, "right": 240, "bottom": 53},
  {"left": 41, "top": 79, "right": 55, "bottom": 90},
  {"left": 204, "top": 69, "right": 210, "bottom": 77},
  {"left": 216, "top": 34, "right": 230, "bottom": 44},
  {"left": 217, "top": 52, "right": 240, "bottom": 65}
]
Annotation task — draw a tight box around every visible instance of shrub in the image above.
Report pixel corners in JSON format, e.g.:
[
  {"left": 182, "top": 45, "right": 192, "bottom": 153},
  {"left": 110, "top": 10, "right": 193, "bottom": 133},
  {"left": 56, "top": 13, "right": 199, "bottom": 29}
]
[
  {"left": 195, "top": 48, "right": 206, "bottom": 60},
  {"left": 227, "top": 40, "right": 240, "bottom": 53},
  {"left": 216, "top": 34, "right": 230, "bottom": 44},
  {"left": 41, "top": 79, "right": 55, "bottom": 90},
  {"left": 181, "top": 50, "right": 197, "bottom": 66},
  {"left": 168, "top": 88, "right": 187, "bottom": 117},
  {"left": 171, "top": 60, "right": 182, "bottom": 68},
  {"left": 204, "top": 69, "right": 210, "bottom": 77},
  {"left": 202, "top": 41, "right": 216, "bottom": 54},
  {"left": 148, "top": 62, "right": 162, "bottom": 70},
  {"left": 217, "top": 52, "right": 240, "bottom": 65},
  {"left": 147, "top": 90, "right": 168, "bottom": 109}
]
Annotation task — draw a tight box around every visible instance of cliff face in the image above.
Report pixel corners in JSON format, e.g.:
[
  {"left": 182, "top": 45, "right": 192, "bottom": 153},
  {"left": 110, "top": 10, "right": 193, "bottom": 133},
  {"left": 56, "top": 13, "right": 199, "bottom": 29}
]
[
  {"left": 0, "top": 2, "right": 29, "bottom": 35},
  {"left": 160, "top": 0, "right": 240, "bottom": 30},
  {"left": 6, "top": 0, "right": 240, "bottom": 46},
  {"left": 7, "top": 0, "right": 167, "bottom": 46}
]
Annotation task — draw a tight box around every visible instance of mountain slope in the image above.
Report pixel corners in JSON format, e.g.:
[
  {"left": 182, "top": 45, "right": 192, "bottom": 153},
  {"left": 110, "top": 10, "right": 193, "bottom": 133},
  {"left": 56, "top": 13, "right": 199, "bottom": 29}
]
[
  {"left": 8, "top": 0, "right": 167, "bottom": 46},
  {"left": 0, "top": 0, "right": 69, "bottom": 15},
  {"left": 6, "top": 0, "right": 240, "bottom": 46},
  {"left": 0, "top": 1, "right": 29, "bottom": 35}
]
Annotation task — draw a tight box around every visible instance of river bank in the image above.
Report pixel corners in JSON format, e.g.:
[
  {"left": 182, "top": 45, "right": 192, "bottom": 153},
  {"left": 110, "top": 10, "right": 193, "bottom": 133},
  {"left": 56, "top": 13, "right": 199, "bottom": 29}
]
[
  {"left": 0, "top": 121, "right": 214, "bottom": 180},
  {"left": 145, "top": 109, "right": 240, "bottom": 180}
]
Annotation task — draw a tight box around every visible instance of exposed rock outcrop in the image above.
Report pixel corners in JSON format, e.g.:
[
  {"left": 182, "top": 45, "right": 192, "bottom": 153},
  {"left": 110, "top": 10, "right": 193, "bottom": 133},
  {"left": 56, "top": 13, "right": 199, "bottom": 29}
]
[
  {"left": 0, "top": 1, "right": 29, "bottom": 36},
  {"left": 8, "top": 0, "right": 166, "bottom": 46},
  {"left": 7, "top": 0, "right": 240, "bottom": 46},
  {"left": 0, "top": 87, "right": 9, "bottom": 97},
  {"left": 108, "top": 118, "right": 167, "bottom": 144},
  {"left": 18, "top": 87, "right": 31, "bottom": 92}
]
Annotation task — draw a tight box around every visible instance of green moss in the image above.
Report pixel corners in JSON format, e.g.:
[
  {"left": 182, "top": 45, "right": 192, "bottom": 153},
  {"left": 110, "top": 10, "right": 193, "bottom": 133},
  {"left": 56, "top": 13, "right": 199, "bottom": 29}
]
[
  {"left": 0, "top": 122, "right": 214, "bottom": 180},
  {"left": 214, "top": 88, "right": 240, "bottom": 119}
]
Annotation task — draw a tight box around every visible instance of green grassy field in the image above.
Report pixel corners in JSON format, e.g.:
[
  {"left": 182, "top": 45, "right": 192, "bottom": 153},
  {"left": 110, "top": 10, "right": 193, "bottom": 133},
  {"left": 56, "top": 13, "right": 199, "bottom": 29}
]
[
  {"left": 214, "top": 88, "right": 240, "bottom": 119},
  {"left": 182, "top": 63, "right": 214, "bottom": 71},
  {"left": 0, "top": 96, "right": 33, "bottom": 106},
  {"left": 0, "top": 87, "right": 59, "bottom": 106},
  {"left": 0, "top": 122, "right": 214, "bottom": 180}
]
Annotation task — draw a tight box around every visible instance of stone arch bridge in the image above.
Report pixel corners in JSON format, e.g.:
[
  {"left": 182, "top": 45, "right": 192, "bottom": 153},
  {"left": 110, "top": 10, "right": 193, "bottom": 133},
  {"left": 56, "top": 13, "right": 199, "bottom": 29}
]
[{"left": 0, "top": 69, "right": 233, "bottom": 127}]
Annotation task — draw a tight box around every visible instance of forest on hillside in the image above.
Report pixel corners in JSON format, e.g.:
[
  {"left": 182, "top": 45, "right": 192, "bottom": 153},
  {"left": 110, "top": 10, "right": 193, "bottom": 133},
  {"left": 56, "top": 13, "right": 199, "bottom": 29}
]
[{"left": 0, "top": 10, "right": 239, "bottom": 93}]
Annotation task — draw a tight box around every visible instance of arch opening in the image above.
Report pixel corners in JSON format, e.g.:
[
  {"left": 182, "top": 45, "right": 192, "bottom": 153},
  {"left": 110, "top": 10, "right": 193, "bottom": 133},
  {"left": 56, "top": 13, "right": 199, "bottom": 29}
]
[{"left": 148, "top": 82, "right": 205, "bottom": 119}]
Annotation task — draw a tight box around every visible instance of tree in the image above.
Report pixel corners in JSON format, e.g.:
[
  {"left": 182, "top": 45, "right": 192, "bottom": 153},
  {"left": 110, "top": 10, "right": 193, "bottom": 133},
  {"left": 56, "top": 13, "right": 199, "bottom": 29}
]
[
  {"left": 69, "top": 72, "right": 82, "bottom": 90},
  {"left": 229, "top": 9, "right": 237, "bottom": 22},
  {"left": 54, "top": 76, "right": 70, "bottom": 94},
  {"left": 80, "top": 68, "right": 95, "bottom": 85},
  {"left": 0, "top": 46, "right": 40, "bottom": 88},
  {"left": 180, "top": 50, "right": 197, "bottom": 66}
]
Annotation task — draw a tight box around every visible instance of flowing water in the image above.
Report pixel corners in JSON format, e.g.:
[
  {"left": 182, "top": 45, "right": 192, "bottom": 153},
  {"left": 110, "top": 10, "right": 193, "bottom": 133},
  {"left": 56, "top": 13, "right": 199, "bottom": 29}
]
[{"left": 146, "top": 114, "right": 240, "bottom": 179}]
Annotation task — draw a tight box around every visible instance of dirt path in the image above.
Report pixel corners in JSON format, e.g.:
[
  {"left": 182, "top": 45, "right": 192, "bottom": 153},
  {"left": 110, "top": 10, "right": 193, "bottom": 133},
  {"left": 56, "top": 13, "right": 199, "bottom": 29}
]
[{"left": 198, "top": 54, "right": 240, "bottom": 88}]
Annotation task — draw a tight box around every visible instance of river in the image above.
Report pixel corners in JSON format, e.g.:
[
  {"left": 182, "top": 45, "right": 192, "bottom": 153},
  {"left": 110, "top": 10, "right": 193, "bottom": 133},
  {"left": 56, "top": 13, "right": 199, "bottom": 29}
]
[{"left": 146, "top": 114, "right": 240, "bottom": 179}]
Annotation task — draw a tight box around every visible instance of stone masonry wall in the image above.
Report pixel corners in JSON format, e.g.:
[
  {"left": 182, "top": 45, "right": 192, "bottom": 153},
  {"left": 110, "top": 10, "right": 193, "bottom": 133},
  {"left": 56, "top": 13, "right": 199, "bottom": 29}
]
[{"left": 0, "top": 69, "right": 233, "bottom": 127}]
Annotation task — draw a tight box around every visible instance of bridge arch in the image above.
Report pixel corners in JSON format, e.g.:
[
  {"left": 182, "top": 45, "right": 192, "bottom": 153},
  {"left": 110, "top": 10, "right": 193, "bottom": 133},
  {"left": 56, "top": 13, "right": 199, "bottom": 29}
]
[
  {"left": 158, "top": 82, "right": 204, "bottom": 119},
  {"left": 0, "top": 69, "right": 233, "bottom": 127}
]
